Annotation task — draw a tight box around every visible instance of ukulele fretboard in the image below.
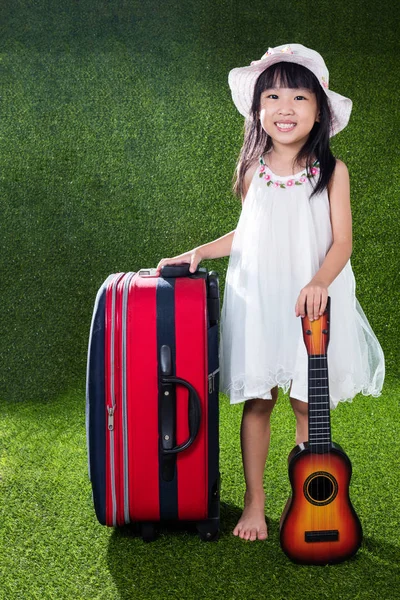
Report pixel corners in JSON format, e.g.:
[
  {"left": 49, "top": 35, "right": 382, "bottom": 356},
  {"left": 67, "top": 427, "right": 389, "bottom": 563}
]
[{"left": 308, "top": 354, "right": 331, "bottom": 452}]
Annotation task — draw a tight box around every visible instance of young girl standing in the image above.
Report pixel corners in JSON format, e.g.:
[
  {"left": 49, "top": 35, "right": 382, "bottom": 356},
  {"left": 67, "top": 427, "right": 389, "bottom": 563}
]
[{"left": 156, "top": 44, "right": 385, "bottom": 542}]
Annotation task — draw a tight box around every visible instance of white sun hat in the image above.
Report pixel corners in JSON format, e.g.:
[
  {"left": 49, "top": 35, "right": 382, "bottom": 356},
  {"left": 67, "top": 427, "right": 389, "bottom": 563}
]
[{"left": 228, "top": 43, "right": 352, "bottom": 137}]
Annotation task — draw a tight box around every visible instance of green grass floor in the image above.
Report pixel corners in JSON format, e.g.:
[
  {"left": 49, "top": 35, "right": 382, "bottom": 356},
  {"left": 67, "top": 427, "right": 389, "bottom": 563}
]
[{"left": 1, "top": 379, "right": 399, "bottom": 599}]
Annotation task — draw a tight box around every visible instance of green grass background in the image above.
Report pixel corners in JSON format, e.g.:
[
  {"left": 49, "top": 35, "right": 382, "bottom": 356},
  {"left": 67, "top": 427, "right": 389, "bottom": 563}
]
[{"left": 0, "top": 1, "right": 399, "bottom": 599}]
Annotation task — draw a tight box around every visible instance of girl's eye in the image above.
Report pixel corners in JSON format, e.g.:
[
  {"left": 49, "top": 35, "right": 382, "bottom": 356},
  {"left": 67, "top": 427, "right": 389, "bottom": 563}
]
[
  {"left": 266, "top": 94, "right": 278, "bottom": 99},
  {"left": 295, "top": 95, "right": 307, "bottom": 100}
]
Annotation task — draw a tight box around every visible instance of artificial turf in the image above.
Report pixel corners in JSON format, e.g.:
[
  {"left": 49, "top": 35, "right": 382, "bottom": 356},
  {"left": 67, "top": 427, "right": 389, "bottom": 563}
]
[
  {"left": 0, "top": 1, "right": 399, "bottom": 598},
  {"left": 1, "top": 381, "right": 399, "bottom": 599}
]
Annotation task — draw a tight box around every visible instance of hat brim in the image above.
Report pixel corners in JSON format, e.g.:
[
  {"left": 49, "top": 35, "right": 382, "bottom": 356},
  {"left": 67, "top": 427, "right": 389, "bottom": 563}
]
[{"left": 228, "top": 55, "right": 352, "bottom": 137}]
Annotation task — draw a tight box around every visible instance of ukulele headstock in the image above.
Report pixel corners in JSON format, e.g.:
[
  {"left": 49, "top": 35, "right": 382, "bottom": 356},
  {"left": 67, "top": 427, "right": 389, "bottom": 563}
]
[{"left": 301, "top": 297, "right": 330, "bottom": 356}]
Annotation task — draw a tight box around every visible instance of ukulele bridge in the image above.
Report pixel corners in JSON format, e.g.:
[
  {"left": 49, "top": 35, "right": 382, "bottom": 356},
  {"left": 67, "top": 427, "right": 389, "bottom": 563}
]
[{"left": 305, "top": 529, "right": 339, "bottom": 543}]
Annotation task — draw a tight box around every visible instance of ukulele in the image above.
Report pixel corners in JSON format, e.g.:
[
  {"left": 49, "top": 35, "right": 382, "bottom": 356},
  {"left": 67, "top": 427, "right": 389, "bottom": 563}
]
[{"left": 279, "top": 297, "right": 363, "bottom": 565}]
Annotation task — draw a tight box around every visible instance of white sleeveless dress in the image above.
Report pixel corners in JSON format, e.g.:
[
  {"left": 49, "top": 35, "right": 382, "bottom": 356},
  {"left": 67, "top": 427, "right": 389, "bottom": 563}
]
[{"left": 219, "top": 157, "right": 385, "bottom": 408}]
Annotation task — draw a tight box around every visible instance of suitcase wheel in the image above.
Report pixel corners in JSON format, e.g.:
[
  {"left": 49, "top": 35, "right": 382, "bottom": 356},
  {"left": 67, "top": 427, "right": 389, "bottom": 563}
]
[
  {"left": 141, "top": 522, "right": 157, "bottom": 543},
  {"left": 196, "top": 520, "right": 220, "bottom": 542}
]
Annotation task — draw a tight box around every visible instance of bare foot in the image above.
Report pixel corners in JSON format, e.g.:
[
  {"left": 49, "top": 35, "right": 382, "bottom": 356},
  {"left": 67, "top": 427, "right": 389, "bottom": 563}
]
[{"left": 233, "top": 491, "right": 268, "bottom": 541}]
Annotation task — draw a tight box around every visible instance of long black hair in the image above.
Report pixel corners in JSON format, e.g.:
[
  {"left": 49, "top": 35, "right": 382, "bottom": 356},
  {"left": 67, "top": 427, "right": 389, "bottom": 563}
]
[{"left": 233, "top": 62, "right": 336, "bottom": 198}]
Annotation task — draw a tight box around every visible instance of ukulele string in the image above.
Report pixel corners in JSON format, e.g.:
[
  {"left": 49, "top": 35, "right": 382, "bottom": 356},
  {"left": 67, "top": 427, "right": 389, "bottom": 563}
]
[
  {"left": 307, "top": 298, "right": 332, "bottom": 554},
  {"left": 319, "top": 309, "right": 326, "bottom": 540},
  {"left": 322, "top": 300, "right": 332, "bottom": 539},
  {"left": 312, "top": 310, "right": 318, "bottom": 542},
  {"left": 319, "top": 310, "right": 324, "bottom": 539},
  {"left": 310, "top": 310, "right": 318, "bottom": 543},
  {"left": 320, "top": 305, "right": 328, "bottom": 539},
  {"left": 321, "top": 307, "right": 327, "bottom": 539},
  {"left": 325, "top": 301, "right": 331, "bottom": 537},
  {"left": 327, "top": 300, "right": 332, "bottom": 540},
  {"left": 311, "top": 305, "right": 327, "bottom": 541},
  {"left": 317, "top": 317, "right": 325, "bottom": 548}
]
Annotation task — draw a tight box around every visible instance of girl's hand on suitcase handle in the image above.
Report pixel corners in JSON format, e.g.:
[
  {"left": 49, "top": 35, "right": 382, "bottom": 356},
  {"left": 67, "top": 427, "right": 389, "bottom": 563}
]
[{"left": 156, "top": 248, "right": 203, "bottom": 276}]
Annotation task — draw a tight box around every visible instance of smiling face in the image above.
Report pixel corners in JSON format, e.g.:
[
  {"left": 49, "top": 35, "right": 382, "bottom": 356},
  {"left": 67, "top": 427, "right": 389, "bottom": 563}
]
[
  {"left": 251, "top": 62, "right": 325, "bottom": 154},
  {"left": 259, "top": 86, "right": 320, "bottom": 149}
]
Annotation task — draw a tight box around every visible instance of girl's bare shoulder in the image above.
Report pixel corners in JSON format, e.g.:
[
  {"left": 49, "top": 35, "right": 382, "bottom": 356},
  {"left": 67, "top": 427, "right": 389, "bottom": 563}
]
[
  {"left": 328, "top": 158, "right": 351, "bottom": 214},
  {"left": 329, "top": 159, "right": 350, "bottom": 188},
  {"left": 242, "top": 160, "right": 260, "bottom": 203}
]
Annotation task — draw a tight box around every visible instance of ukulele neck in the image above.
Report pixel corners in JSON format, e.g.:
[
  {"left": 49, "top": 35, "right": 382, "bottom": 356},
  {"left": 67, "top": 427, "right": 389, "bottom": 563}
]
[{"left": 308, "top": 353, "right": 331, "bottom": 452}]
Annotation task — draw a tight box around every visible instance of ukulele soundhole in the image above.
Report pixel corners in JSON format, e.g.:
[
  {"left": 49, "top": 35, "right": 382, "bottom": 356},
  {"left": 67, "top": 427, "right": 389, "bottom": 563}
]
[{"left": 303, "top": 471, "right": 338, "bottom": 506}]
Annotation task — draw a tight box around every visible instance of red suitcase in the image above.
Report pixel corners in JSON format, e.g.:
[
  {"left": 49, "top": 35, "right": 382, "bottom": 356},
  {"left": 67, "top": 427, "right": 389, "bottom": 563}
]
[{"left": 86, "top": 265, "right": 220, "bottom": 540}]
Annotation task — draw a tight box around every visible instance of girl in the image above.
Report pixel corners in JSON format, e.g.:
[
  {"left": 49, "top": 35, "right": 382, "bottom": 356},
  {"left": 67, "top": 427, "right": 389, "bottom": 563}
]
[{"left": 156, "top": 44, "right": 385, "bottom": 542}]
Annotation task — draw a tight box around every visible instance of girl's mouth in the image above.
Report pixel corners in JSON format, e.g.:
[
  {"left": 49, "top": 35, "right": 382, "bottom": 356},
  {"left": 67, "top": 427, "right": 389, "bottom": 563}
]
[{"left": 275, "top": 122, "right": 296, "bottom": 132}]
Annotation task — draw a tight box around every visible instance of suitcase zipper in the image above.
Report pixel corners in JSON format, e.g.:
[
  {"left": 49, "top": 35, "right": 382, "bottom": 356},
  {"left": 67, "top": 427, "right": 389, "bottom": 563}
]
[
  {"left": 208, "top": 368, "right": 220, "bottom": 394},
  {"left": 108, "top": 405, "right": 117, "bottom": 525},
  {"left": 107, "top": 272, "right": 135, "bottom": 527},
  {"left": 121, "top": 272, "right": 135, "bottom": 524}
]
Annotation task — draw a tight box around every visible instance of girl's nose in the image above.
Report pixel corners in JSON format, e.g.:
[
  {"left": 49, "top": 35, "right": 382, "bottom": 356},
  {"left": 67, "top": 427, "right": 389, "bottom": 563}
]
[{"left": 278, "top": 103, "right": 294, "bottom": 115}]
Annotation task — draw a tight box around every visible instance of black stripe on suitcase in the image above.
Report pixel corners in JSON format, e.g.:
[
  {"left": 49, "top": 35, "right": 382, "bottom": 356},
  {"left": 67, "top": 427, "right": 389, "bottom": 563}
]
[{"left": 156, "top": 276, "right": 179, "bottom": 520}]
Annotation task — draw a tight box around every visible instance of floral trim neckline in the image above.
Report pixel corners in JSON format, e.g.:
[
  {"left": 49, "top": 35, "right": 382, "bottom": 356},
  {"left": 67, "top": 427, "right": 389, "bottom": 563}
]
[{"left": 259, "top": 156, "right": 320, "bottom": 189}]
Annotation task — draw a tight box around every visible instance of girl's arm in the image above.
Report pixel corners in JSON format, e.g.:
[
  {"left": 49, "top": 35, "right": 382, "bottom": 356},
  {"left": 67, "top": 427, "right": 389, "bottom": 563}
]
[
  {"left": 156, "top": 230, "right": 236, "bottom": 275},
  {"left": 295, "top": 159, "right": 352, "bottom": 321},
  {"left": 196, "top": 230, "right": 236, "bottom": 260}
]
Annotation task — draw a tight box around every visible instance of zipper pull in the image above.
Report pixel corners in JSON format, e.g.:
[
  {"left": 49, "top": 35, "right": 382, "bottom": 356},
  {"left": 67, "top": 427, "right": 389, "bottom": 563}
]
[{"left": 107, "top": 406, "right": 116, "bottom": 431}]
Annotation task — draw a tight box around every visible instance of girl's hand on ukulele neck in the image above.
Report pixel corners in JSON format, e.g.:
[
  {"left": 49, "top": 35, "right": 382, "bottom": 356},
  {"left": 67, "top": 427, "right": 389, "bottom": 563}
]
[{"left": 295, "top": 280, "right": 328, "bottom": 321}]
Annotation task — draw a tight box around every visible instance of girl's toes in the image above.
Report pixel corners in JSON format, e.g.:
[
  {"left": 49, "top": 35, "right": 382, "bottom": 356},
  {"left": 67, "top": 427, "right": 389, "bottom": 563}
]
[
  {"left": 258, "top": 528, "right": 268, "bottom": 540},
  {"left": 249, "top": 528, "right": 257, "bottom": 541}
]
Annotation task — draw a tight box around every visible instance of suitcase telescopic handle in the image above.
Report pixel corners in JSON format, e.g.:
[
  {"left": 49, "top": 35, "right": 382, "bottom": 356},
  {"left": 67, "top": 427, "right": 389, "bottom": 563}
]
[
  {"left": 160, "top": 376, "right": 201, "bottom": 454},
  {"left": 160, "top": 264, "right": 207, "bottom": 279}
]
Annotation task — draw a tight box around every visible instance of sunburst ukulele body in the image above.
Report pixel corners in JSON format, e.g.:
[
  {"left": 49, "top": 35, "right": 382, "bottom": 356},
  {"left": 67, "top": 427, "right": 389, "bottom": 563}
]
[{"left": 279, "top": 298, "right": 362, "bottom": 565}]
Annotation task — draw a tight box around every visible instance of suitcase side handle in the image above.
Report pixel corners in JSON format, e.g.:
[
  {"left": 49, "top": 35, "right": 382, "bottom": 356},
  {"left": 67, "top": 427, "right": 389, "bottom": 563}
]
[
  {"left": 160, "top": 375, "right": 202, "bottom": 455},
  {"left": 159, "top": 344, "right": 201, "bottom": 455}
]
